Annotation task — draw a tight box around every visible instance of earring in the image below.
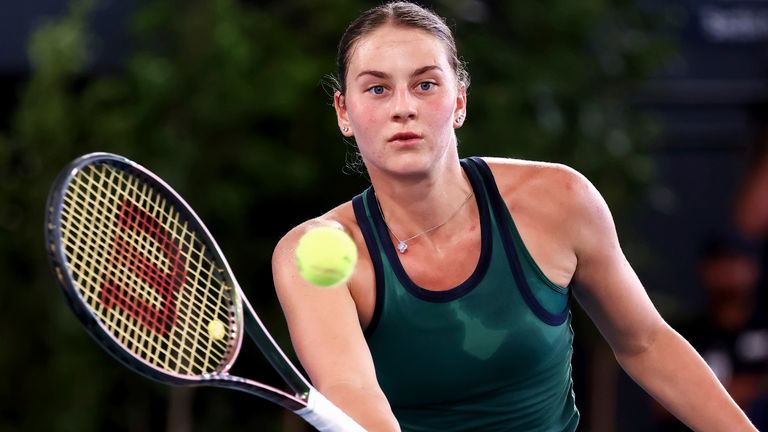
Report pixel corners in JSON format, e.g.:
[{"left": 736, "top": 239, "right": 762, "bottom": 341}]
[
  {"left": 342, "top": 126, "right": 350, "bottom": 133},
  {"left": 455, "top": 114, "right": 465, "bottom": 124}
]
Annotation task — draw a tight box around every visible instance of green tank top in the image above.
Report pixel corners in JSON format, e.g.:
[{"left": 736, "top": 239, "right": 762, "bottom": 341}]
[{"left": 351, "top": 157, "right": 579, "bottom": 432}]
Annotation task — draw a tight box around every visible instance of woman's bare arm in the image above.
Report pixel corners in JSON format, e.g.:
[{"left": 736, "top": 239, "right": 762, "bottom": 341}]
[
  {"left": 565, "top": 169, "right": 756, "bottom": 431},
  {"left": 273, "top": 220, "right": 400, "bottom": 432}
]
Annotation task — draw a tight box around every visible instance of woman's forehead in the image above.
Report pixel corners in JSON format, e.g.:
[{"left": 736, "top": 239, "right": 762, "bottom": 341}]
[{"left": 348, "top": 25, "right": 451, "bottom": 75}]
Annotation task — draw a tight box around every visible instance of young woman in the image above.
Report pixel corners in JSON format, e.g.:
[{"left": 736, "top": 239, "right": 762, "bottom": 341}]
[{"left": 272, "top": 2, "right": 757, "bottom": 431}]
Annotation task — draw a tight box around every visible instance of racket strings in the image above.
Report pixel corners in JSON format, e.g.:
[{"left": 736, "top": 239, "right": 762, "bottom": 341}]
[
  {"left": 100, "top": 199, "right": 185, "bottom": 335},
  {"left": 60, "top": 163, "right": 238, "bottom": 377}
]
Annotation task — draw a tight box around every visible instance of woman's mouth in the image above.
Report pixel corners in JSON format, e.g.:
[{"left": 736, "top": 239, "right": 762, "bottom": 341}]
[{"left": 389, "top": 132, "right": 422, "bottom": 143}]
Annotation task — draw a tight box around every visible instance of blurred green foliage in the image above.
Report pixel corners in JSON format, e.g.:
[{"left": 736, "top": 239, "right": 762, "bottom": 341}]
[{"left": 0, "top": 0, "right": 673, "bottom": 430}]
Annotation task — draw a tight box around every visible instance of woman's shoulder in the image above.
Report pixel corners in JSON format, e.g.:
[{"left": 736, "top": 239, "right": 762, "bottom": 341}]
[
  {"left": 476, "top": 156, "right": 591, "bottom": 200},
  {"left": 273, "top": 200, "right": 361, "bottom": 255},
  {"left": 477, "top": 156, "right": 576, "bottom": 173},
  {"left": 475, "top": 156, "right": 614, "bottom": 254}
]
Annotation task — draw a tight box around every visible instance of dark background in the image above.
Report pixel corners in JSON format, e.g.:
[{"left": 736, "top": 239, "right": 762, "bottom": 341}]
[{"left": 1, "top": 0, "right": 767, "bottom": 431}]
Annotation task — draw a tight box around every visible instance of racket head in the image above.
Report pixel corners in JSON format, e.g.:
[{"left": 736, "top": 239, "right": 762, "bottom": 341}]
[{"left": 46, "top": 152, "right": 245, "bottom": 386}]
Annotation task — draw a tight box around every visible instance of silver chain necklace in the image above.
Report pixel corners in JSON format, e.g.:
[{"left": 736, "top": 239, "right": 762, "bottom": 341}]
[{"left": 375, "top": 190, "right": 474, "bottom": 253}]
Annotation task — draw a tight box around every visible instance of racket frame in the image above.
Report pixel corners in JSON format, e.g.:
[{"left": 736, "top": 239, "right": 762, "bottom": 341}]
[{"left": 45, "top": 152, "right": 311, "bottom": 411}]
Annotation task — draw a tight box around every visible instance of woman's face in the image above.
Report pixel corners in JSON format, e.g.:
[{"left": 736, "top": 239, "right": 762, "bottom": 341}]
[{"left": 335, "top": 24, "right": 466, "bottom": 178}]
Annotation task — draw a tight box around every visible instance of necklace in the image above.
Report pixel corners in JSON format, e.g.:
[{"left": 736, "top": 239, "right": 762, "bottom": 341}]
[{"left": 375, "top": 189, "right": 474, "bottom": 253}]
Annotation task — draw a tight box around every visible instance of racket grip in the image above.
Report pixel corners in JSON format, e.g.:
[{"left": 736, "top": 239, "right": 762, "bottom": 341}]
[{"left": 295, "top": 388, "right": 368, "bottom": 432}]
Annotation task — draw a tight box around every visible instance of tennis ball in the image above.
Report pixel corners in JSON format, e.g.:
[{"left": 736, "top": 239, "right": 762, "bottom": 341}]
[
  {"left": 208, "top": 319, "right": 226, "bottom": 340},
  {"left": 295, "top": 226, "right": 358, "bottom": 287}
]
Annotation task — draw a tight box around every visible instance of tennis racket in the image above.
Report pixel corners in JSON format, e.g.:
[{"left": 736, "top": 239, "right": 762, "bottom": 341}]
[{"left": 44, "top": 152, "right": 366, "bottom": 431}]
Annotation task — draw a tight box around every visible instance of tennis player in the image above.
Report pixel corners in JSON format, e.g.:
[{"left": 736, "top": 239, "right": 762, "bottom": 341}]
[{"left": 272, "top": 2, "right": 757, "bottom": 431}]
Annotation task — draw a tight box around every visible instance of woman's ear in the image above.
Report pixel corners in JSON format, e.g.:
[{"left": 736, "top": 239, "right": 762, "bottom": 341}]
[
  {"left": 334, "top": 91, "right": 353, "bottom": 136},
  {"left": 453, "top": 82, "right": 467, "bottom": 128}
]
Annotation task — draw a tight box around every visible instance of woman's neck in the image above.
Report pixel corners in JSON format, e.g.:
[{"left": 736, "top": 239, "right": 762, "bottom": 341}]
[{"left": 369, "top": 158, "right": 473, "bottom": 242}]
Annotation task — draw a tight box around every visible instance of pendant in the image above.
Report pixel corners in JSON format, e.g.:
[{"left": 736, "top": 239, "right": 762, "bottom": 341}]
[{"left": 397, "top": 241, "right": 408, "bottom": 253}]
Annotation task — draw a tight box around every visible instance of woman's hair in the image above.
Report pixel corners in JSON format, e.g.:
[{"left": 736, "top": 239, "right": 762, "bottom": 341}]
[{"left": 332, "top": 1, "right": 470, "bottom": 94}]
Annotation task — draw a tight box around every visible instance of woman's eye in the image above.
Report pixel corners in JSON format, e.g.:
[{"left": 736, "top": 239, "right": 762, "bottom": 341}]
[
  {"left": 368, "top": 86, "right": 385, "bottom": 95},
  {"left": 419, "top": 82, "right": 435, "bottom": 91}
]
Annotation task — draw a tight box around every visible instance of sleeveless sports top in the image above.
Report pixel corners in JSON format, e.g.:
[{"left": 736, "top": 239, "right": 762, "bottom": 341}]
[{"left": 351, "top": 157, "right": 579, "bottom": 432}]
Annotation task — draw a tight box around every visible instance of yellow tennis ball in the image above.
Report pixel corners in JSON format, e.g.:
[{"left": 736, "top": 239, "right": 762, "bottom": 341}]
[
  {"left": 208, "top": 319, "right": 226, "bottom": 340},
  {"left": 295, "top": 226, "right": 358, "bottom": 287}
]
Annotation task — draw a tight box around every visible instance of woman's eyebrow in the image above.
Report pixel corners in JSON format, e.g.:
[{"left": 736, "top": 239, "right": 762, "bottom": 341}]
[
  {"left": 355, "top": 70, "right": 390, "bottom": 80},
  {"left": 355, "top": 65, "right": 443, "bottom": 80},
  {"left": 411, "top": 65, "right": 442, "bottom": 77}
]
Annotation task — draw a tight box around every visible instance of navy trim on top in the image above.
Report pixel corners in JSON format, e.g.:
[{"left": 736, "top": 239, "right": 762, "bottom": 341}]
[
  {"left": 353, "top": 191, "right": 386, "bottom": 338},
  {"left": 364, "top": 160, "right": 493, "bottom": 303},
  {"left": 466, "top": 157, "right": 569, "bottom": 326}
]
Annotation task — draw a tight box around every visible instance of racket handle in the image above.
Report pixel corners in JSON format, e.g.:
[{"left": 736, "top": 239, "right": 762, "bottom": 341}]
[{"left": 295, "top": 388, "right": 367, "bottom": 432}]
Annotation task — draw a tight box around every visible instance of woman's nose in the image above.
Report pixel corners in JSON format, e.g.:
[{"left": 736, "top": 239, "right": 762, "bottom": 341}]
[{"left": 391, "top": 88, "right": 417, "bottom": 122}]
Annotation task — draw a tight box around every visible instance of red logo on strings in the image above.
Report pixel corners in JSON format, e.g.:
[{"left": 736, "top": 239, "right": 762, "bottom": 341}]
[{"left": 100, "top": 199, "right": 186, "bottom": 335}]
